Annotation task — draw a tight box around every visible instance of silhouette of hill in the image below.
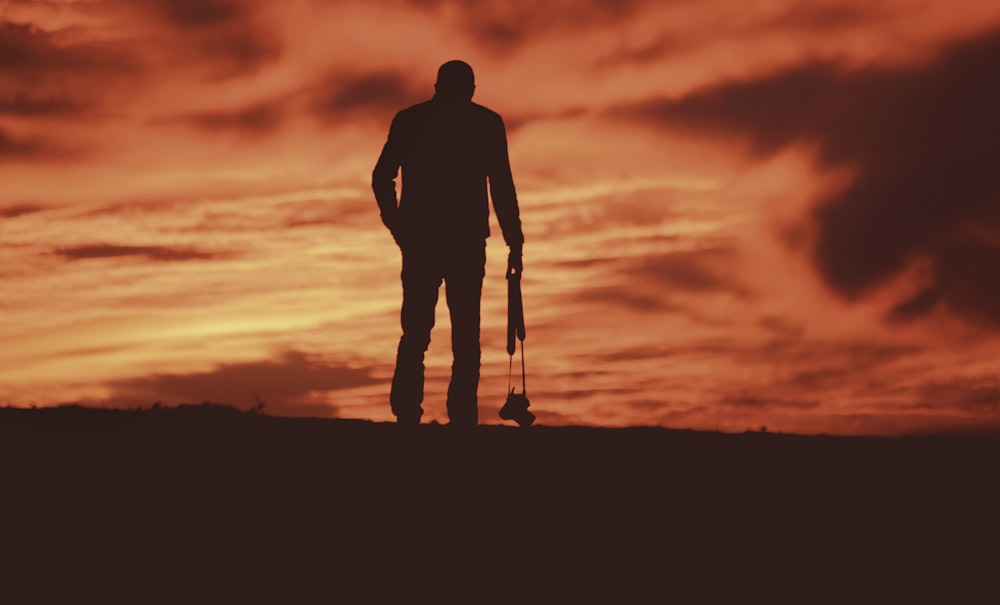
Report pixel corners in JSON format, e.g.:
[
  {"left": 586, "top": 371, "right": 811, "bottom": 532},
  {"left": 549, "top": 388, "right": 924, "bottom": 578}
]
[{"left": 2, "top": 403, "right": 997, "bottom": 602}]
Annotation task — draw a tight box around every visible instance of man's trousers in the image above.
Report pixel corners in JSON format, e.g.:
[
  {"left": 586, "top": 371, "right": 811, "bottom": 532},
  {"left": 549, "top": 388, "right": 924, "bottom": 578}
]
[{"left": 390, "top": 241, "right": 486, "bottom": 425}]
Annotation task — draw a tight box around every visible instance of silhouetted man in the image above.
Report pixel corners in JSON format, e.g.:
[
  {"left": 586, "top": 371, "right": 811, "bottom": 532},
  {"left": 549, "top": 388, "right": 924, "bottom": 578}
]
[{"left": 373, "top": 60, "right": 524, "bottom": 426}]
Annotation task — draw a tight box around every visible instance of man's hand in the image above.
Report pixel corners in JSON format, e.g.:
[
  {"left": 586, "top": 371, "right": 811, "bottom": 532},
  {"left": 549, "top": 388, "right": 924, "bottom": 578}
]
[{"left": 507, "top": 246, "right": 523, "bottom": 277}]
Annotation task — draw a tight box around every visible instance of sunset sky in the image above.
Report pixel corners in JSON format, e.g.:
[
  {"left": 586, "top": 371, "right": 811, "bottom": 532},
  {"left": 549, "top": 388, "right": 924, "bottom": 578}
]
[{"left": 3, "top": 0, "right": 1000, "bottom": 434}]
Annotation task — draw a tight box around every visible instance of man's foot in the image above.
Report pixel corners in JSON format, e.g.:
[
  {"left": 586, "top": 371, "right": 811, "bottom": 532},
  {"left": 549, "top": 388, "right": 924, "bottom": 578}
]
[{"left": 396, "top": 414, "right": 421, "bottom": 426}]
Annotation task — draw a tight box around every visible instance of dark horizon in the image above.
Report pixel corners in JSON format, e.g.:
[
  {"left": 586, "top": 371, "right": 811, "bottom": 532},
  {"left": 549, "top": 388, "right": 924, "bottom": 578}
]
[
  {"left": 4, "top": 401, "right": 996, "bottom": 601},
  {"left": 7, "top": 401, "right": 1000, "bottom": 438}
]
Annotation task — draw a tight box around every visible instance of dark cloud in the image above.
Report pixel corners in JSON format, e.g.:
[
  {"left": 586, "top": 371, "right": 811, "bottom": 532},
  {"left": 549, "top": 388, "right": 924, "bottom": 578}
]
[
  {"left": 53, "top": 244, "right": 225, "bottom": 262},
  {"left": 558, "top": 247, "right": 744, "bottom": 293},
  {"left": 562, "top": 249, "right": 747, "bottom": 319},
  {"left": 282, "top": 199, "right": 372, "bottom": 229},
  {"left": 402, "top": 0, "right": 652, "bottom": 51},
  {"left": 173, "top": 99, "right": 286, "bottom": 136},
  {"left": 0, "top": 126, "right": 58, "bottom": 159},
  {"left": 577, "top": 286, "right": 690, "bottom": 313},
  {"left": 309, "top": 70, "right": 424, "bottom": 125},
  {"left": 721, "top": 395, "right": 821, "bottom": 410},
  {"left": 594, "top": 3, "right": 874, "bottom": 68},
  {"left": 0, "top": 203, "right": 46, "bottom": 217},
  {"left": 0, "top": 0, "right": 284, "bottom": 86},
  {"left": 0, "top": 92, "right": 90, "bottom": 117},
  {"left": 106, "top": 350, "right": 381, "bottom": 417},
  {"left": 0, "top": 20, "right": 141, "bottom": 130},
  {"left": 102, "top": 0, "right": 283, "bottom": 80},
  {"left": 757, "top": 315, "right": 806, "bottom": 339},
  {"left": 156, "top": 0, "right": 247, "bottom": 28},
  {"left": 165, "top": 69, "right": 423, "bottom": 136},
  {"left": 614, "top": 28, "right": 1000, "bottom": 327},
  {"left": 757, "top": 339, "right": 922, "bottom": 375},
  {"left": 582, "top": 337, "right": 921, "bottom": 380},
  {"left": 915, "top": 377, "right": 1000, "bottom": 413},
  {"left": 594, "top": 38, "right": 687, "bottom": 68},
  {"left": 0, "top": 124, "right": 89, "bottom": 161},
  {"left": 501, "top": 107, "right": 587, "bottom": 132},
  {"left": 628, "top": 248, "right": 748, "bottom": 295},
  {"left": 888, "top": 286, "right": 941, "bottom": 322},
  {"left": 723, "top": 339, "right": 923, "bottom": 408},
  {"left": 766, "top": 3, "right": 873, "bottom": 31},
  {"left": 149, "top": 0, "right": 285, "bottom": 80},
  {"left": 192, "top": 25, "right": 283, "bottom": 80},
  {"left": 0, "top": 21, "right": 138, "bottom": 76}
]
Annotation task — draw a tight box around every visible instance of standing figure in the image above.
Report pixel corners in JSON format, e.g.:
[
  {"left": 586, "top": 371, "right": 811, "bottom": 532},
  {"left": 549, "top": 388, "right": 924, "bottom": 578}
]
[{"left": 372, "top": 60, "right": 524, "bottom": 426}]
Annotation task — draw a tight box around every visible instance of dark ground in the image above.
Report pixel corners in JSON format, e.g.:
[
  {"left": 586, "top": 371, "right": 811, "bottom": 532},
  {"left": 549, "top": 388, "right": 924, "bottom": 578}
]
[{"left": 2, "top": 404, "right": 998, "bottom": 602}]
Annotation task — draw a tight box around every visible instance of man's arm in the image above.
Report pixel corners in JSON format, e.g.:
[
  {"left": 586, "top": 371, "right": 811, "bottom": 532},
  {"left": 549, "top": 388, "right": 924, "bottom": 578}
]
[
  {"left": 488, "top": 115, "right": 524, "bottom": 272},
  {"left": 372, "top": 113, "right": 403, "bottom": 238}
]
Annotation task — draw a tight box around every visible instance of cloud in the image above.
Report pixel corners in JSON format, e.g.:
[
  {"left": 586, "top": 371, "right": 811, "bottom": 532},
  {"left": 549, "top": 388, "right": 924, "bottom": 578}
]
[
  {"left": 627, "top": 248, "right": 748, "bottom": 295},
  {"left": 765, "top": 2, "right": 873, "bottom": 31},
  {"left": 502, "top": 107, "right": 587, "bottom": 132},
  {"left": 154, "top": 0, "right": 248, "bottom": 28},
  {"left": 613, "top": 27, "right": 1000, "bottom": 327},
  {"left": 60, "top": 0, "right": 283, "bottom": 82},
  {"left": 0, "top": 92, "right": 91, "bottom": 117},
  {"left": 169, "top": 68, "right": 425, "bottom": 136},
  {"left": 559, "top": 248, "right": 748, "bottom": 321},
  {"left": 574, "top": 247, "right": 747, "bottom": 296},
  {"left": 137, "top": 0, "right": 284, "bottom": 79},
  {"left": 0, "top": 20, "right": 138, "bottom": 76},
  {"left": 0, "top": 20, "right": 141, "bottom": 132},
  {"left": 172, "top": 99, "right": 286, "bottom": 137},
  {"left": 0, "top": 126, "right": 61, "bottom": 159},
  {"left": 915, "top": 377, "right": 1000, "bottom": 413},
  {"left": 400, "top": 0, "right": 652, "bottom": 51},
  {"left": 105, "top": 350, "right": 381, "bottom": 417},
  {"left": 53, "top": 244, "right": 226, "bottom": 262},
  {"left": 594, "top": 2, "right": 875, "bottom": 68},
  {"left": 576, "top": 286, "right": 692, "bottom": 314},
  {"left": 0, "top": 203, "right": 46, "bottom": 217},
  {"left": 0, "top": 128, "right": 39, "bottom": 156},
  {"left": 721, "top": 394, "right": 821, "bottom": 410},
  {"left": 757, "top": 315, "right": 806, "bottom": 339},
  {"left": 308, "top": 70, "right": 424, "bottom": 125}
]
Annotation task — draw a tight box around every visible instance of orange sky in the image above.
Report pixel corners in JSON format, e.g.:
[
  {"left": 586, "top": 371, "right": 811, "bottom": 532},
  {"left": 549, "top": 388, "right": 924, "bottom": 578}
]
[{"left": 2, "top": 0, "right": 1000, "bottom": 434}]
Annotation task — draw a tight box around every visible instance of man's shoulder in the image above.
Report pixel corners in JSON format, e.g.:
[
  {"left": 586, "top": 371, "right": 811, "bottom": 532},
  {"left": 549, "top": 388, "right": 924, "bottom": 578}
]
[
  {"left": 469, "top": 102, "right": 504, "bottom": 124},
  {"left": 392, "top": 100, "right": 505, "bottom": 129},
  {"left": 394, "top": 100, "right": 434, "bottom": 121}
]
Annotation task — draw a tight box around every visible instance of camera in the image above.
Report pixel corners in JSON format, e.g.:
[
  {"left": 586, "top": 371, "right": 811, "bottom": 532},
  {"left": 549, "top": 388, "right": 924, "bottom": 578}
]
[{"left": 499, "top": 389, "right": 535, "bottom": 427}]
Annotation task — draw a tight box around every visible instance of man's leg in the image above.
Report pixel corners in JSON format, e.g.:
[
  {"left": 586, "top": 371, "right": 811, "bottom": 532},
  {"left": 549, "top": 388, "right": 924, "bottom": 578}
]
[
  {"left": 444, "top": 243, "right": 486, "bottom": 425},
  {"left": 390, "top": 251, "right": 442, "bottom": 423}
]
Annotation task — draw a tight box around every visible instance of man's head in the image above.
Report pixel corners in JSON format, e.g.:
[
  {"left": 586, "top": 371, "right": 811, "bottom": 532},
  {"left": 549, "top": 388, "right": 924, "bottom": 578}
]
[{"left": 435, "top": 60, "right": 475, "bottom": 101}]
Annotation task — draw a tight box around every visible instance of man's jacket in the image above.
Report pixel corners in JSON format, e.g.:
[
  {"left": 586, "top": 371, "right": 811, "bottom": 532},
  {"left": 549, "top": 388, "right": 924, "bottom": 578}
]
[{"left": 372, "top": 98, "right": 524, "bottom": 250}]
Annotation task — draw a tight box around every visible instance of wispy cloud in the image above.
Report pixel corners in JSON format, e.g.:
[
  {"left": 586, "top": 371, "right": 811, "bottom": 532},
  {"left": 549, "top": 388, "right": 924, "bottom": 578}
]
[
  {"left": 170, "top": 99, "right": 287, "bottom": 137},
  {"left": 0, "top": 126, "right": 64, "bottom": 159},
  {"left": 109, "top": 0, "right": 285, "bottom": 80},
  {"left": 307, "top": 69, "right": 424, "bottom": 125},
  {"left": 0, "top": 93, "right": 91, "bottom": 117},
  {"left": 0, "top": 20, "right": 139, "bottom": 77},
  {"left": 397, "top": 0, "right": 653, "bottom": 51},
  {"left": 0, "top": 203, "right": 47, "bottom": 218},
  {"left": 104, "top": 350, "right": 381, "bottom": 417},
  {"left": 53, "top": 244, "right": 227, "bottom": 262}
]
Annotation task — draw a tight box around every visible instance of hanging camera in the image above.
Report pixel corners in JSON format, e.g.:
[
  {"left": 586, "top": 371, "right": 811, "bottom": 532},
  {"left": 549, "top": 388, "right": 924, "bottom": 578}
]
[
  {"left": 500, "top": 388, "right": 534, "bottom": 427},
  {"left": 500, "top": 264, "right": 535, "bottom": 427}
]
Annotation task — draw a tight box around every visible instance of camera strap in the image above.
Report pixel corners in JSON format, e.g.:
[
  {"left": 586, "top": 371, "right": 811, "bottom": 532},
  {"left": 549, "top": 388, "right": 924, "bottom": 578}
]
[{"left": 507, "top": 265, "right": 526, "bottom": 394}]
